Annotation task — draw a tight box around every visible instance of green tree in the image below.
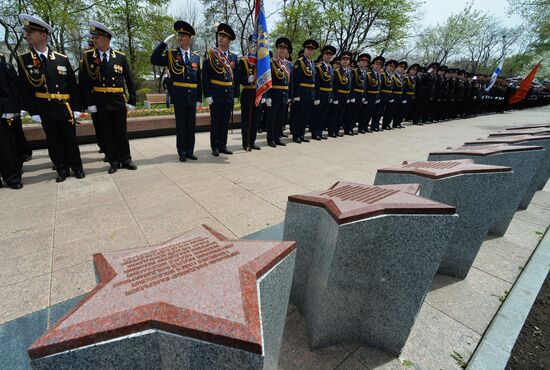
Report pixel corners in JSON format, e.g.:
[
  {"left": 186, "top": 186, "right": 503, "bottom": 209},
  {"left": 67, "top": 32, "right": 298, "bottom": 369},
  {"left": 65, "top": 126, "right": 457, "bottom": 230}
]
[{"left": 508, "top": 0, "right": 550, "bottom": 53}]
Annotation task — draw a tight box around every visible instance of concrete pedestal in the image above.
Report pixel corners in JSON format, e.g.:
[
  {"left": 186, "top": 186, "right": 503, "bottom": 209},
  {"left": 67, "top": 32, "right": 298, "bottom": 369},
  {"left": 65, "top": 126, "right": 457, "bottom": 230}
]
[
  {"left": 489, "top": 127, "right": 550, "bottom": 137},
  {"left": 283, "top": 182, "right": 458, "bottom": 354},
  {"left": 428, "top": 144, "right": 544, "bottom": 236},
  {"left": 375, "top": 159, "right": 512, "bottom": 279}
]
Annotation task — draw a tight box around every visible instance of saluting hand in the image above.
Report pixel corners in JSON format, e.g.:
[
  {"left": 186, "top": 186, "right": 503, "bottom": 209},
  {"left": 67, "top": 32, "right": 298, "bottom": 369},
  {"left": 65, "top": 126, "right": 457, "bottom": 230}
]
[{"left": 164, "top": 34, "right": 175, "bottom": 44}]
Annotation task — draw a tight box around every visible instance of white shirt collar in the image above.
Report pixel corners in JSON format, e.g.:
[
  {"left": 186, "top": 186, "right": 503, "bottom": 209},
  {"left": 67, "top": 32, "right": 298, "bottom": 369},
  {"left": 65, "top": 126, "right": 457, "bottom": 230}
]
[
  {"left": 99, "top": 48, "right": 111, "bottom": 61},
  {"left": 179, "top": 47, "right": 191, "bottom": 56},
  {"left": 35, "top": 47, "right": 48, "bottom": 59}
]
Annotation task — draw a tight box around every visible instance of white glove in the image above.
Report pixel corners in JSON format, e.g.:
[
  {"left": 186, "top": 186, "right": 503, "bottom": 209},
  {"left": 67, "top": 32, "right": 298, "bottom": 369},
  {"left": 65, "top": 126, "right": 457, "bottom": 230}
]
[
  {"left": 329, "top": 99, "right": 333, "bottom": 103},
  {"left": 402, "top": 100, "right": 407, "bottom": 104},
  {"left": 233, "top": 97, "right": 238, "bottom": 104},
  {"left": 261, "top": 98, "right": 266, "bottom": 104},
  {"left": 206, "top": 97, "right": 213, "bottom": 105},
  {"left": 293, "top": 97, "right": 300, "bottom": 102},
  {"left": 362, "top": 100, "right": 368, "bottom": 105},
  {"left": 346, "top": 99, "right": 350, "bottom": 104},
  {"left": 2, "top": 113, "right": 15, "bottom": 119},
  {"left": 375, "top": 99, "right": 380, "bottom": 104},
  {"left": 31, "top": 115, "right": 42, "bottom": 123},
  {"left": 20, "top": 110, "right": 27, "bottom": 116},
  {"left": 333, "top": 100, "right": 339, "bottom": 105},
  {"left": 163, "top": 34, "right": 175, "bottom": 44},
  {"left": 247, "top": 75, "right": 254, "bottom": 83},
  {"left": 389, "top": 99, "right": 394, "bottom": 103},
  {"left": 73, "top": 111, "right": 81, "bottom": 119},
  {"left": 87, "top": 105, "right": 97, "bottom": 113},
  {"left": 127, "top": 104, "right": 136, "bottom": 110},
  {"left": 313, "top": 100, "right": 320, "bottom": 105},
  {"left": 350, "top": 98, "right": 356, "bottom": 103},
  {"left": 266, "top": 98, "right": 272, "bottom": 107},
  {"left": 196, "top": 102, "right": 201, "bottom": 108}
]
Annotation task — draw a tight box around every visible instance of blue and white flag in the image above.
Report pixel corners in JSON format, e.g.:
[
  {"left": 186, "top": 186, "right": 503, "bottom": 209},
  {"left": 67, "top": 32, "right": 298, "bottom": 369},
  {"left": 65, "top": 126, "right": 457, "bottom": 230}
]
[
  {"left": 485, "top": 58, "right": 504, "bottom": 92},
  {"left": 254, "top": 0, "right": 271, "bottom": 105}
]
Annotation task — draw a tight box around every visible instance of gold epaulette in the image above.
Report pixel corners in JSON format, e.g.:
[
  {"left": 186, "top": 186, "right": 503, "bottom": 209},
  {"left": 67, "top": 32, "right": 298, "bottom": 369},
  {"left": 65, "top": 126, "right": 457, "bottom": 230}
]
[{"left": 53, "top": 51, "right": 68, "bottom": 58}]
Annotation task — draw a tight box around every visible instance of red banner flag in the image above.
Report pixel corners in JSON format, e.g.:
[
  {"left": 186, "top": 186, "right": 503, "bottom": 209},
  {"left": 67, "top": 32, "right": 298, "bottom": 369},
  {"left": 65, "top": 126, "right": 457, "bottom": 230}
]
[{"left": 509, "top": 62, "right": 541, "bottom": 104}]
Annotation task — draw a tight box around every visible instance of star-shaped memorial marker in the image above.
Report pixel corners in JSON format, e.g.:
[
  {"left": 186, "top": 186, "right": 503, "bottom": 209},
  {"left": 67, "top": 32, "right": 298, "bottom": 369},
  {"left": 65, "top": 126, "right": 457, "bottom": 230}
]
[
  {"left": 429, "top": 143, "right": 543, "bottom": 157},
  {"left": 377, "top": 159, "right": 511, "bottom": 179},
  {"left": 28, "top": 225, "right": 295, "bottom": 360},
  {"left": 288, "top": 182, "right": 456, "bottom": 224},
  {"left": 465, "top": 135, "right": 550, "bottom": 145}
]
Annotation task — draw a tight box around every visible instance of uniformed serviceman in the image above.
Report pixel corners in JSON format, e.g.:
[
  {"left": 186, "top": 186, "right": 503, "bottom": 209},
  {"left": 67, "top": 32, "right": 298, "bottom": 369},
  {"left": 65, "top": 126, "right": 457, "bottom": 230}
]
[
  {"left": 237, "top": 35, "right": 261, "bottom": 151},
  {"left": 331, "top": 51, "right": 351, "bottom": 135},
  {"left": 292, "top": 39, "right": 318, "bottom": 143},
  {"left": 374, "top": 59, "right": 395, "bottom": 131},
  {"left": 17, "top": 14, "right": 84, "bottom": 183},
  {"left": 365, "top": 56, "right": 383, "bottom": 132},
  {"left": 0, "top": 53, "right": 24, "bottom": 189},
  {"left": 151, "top": 20, "right": 202, "bottom": 162},
  {"left": 413, "top": 62, "right": 438, "bottom": 125},
  {"left": 203, "top": 23, "right": 239, "bottom": 156},
  {"left": 344, "top": 53, "right": 367, "bottom": 134},
  {"left": 265, "top": 37, "right": 291, "bottom": 147},
  {"left": 312, "top": 44, "right": 335, "bottom": 140},
  {"left": 389, "top": 60, "right": 406, "bottom": 129},
  {"left": 393, "top": 62, "right": 418, "bottom": 128},
  {"left": 80, "top": 21, "right": 138, "bottom": 174},
  {"left": 355, "top": 53, "right": 370, "bottom": 134}
]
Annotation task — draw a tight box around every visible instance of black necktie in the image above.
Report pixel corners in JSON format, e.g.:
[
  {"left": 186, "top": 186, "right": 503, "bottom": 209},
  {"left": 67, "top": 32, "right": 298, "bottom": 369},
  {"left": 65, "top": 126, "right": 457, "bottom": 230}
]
[
  {"left": 102, "top": 52, "right": 108, "bottom": 64},
  {"left": 39, "top": 54, "right": 47, "bottom": 72},
  {"left": 184, "top": 51, "right": 190, "bottom": 64}
]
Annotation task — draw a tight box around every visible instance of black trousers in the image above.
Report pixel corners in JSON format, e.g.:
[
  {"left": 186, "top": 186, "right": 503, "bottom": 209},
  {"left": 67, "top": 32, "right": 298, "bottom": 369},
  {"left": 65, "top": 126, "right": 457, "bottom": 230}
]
[
  {"left": 344, "top": 100, "right": 362, "bottom": 133},
  {"left": 41, "top": 117, "right": 83, "bottom": 175},
  {"left": 96, "top": 109, "right": 131, "bottom": 166},
  {"left": 312, "top": 101, "right": 329, "bottom": 137},
  {"left": 393, "top": 98, "right": 412, "bottom": 126},
  {"left": 372, "top": 94, "right": 390, "bottom": 129},
  {"left": 210, "top": 101, "right": 232, "bottom": 150},
  {"left": 91, "top": 112, "right": 105, "bottom": 152},
  {"left": 267, "top": 98, "right": 287, "bottom": 143},
  {"left": 363, "top": 95, "right": 378, "bottom": 131},
  {"left": 11, "top": 116, "right": 32, "bottom": 160},
  {"left": 0, "top": 119, "right": 22, "bottom": 185},
  {"left": 240, "top": 91, "right": 259, "bottom": 147},
  {"left": 292, "top": 99, "right": 312, "bottom": 139},
  {"left": 413, "top": 96, "right": 430, "bottom": 124},
  {"left": 174, "top": 104, "right": 197, "bottom": 157}
]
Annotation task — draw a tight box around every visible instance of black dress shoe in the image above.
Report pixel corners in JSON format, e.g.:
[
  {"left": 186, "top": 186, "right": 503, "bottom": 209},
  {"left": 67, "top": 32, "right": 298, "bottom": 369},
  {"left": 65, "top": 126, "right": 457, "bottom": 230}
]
[
  {"left": 313, "top": 136, "right": 322, "bottom": 141},
  {"left": 251, "top": 145, "right": 261, "bottom": 150},
  {"left": 122, "top": 162, "right": 138, "bottom": 170},
  {"left": 329, "top": 134, "right": 337, "bottom": 138},
  {"left": 280, "top": 133, "right": 289, "bottom": 138},
  {"left": 187, "top": 154, "right": 198, "bottom": 160},
  {"left": 179, "top": 156, "right": 187, "bottom": 162},
  {"left": 108, "top": 166, "right": 118, "bottom": 174},
  {"left": 337, "top": 133, "right": 344, "bottom": 137},
  {"left": 293, "top": 138, "right": 302, "bottom": 144},
  {"left": 74, "top": 170, "right": 86, "bottom": 179},
  {"left": 321, "top": 135, "right": 328, "bottom": 140},
  {"left": 359, "top": 130, "right": 366, "bottom": 134},
  {"left": 300, "top": 137, "right": 310, "bottom": 142},
  {"left": 22, "top": 154, "right": 32, "bottom": 162},
  {"left": 268, "top": 141, "right": 277, "bottom": 148},
  {"left": 345, "top": 131, "right": 354, "bottom": 136},
  {"left": 9, "top": 183, "right": 23, "bottom": 189},
  {"left": 275, "top": 140, "right": 286, "bottom": 146},
  {"left": 56, "top": 174, "right": 67, "bottom": 182},
  {"left": 220, "top": 147, "right": 233, "bottom": 155}
]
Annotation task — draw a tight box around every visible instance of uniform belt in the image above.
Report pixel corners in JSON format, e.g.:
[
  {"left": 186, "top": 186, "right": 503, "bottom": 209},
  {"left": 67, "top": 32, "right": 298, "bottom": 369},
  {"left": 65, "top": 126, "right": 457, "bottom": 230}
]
[
  {"left": 380, "top": 89, "right": 392, "bottom": 93},
  {"left": 393, "top": 91, "right": 402, "bottom": 95},
  {"left": 319, "top": 87, "right": 331, "bottom": 92},
  {"left": 367, "top": 91, "right": 379, "bottom": 94},
  {"left": 299, "top": 83, "right": 314, "bottom": 88},
  {"left": 34, "top": 92, "right": 70, "bottom": 100},
  {"left": 173, "top": 82, "right": 198, "bottom": 89},
  {"left": 210, "top": 79, "right": 233, "bottom": 87},
  {"left": 272, "top": 85, "right": 289, "bottom": 90},
  {"left": 354, "top": 89, "right": 364, "bottom": 93},
  {"left": 242, "top": 85, "right": 255, "bottom": 90},
  {"left": 93, "top": 87, "right": 124, "bottom": 93},
  {"left": 406, "top": 92, "right": 415, "bottom": 95},
  {"left": 337, "top": 90, "right": 350, "bottom": 94}
]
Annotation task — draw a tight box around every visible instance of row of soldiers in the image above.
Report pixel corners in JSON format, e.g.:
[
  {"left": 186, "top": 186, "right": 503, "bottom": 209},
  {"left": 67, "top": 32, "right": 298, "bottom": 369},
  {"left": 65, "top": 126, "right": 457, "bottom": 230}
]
[{"left": 0, "top": 17, "right": 547, "bottom": 189}]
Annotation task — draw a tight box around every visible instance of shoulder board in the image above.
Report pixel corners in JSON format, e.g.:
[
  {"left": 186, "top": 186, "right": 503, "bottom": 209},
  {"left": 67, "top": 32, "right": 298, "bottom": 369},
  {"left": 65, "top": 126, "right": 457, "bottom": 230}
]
[
  {"left": 53, "top": 51, "right": 68, "bottom": 58},
  {"left": 191, "top": 51, "right": 199, "bottom": 56},
  {"left": 84, "top": 49, "right": 95, "bottom": 54},
  {"left": 17, "top": 51, "right": 30, "bottom": 57},
  {"left": 116, "top": 50, "right": 126, "bottom": 56},
  {"left": 168, "top": 48, "right": 176, "bottom": 52}
]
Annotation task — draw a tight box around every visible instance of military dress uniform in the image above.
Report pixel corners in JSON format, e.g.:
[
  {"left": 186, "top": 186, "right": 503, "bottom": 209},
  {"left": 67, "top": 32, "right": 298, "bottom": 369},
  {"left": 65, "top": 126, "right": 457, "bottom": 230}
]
[
  {"left": 345, "top": 63, "right": 366, "bottom": 134},
  {"left": 393, "top": 63, "right": 418, "bottom": 128},
  {"left": 388, "top": 62, "right": 407, "bottom": 129},
  {"left": 150, "top": 21, "right": 202, "bottom": 161},
  {"left": 413, "top": 63, "right": 438, "bottom": 125},
  {"left": 17, "top": 15, "right": 84, "bottom": 182},
  {"left": 80, "top": 22, "right": 137, "bottom": 174},
  {"left": 202, "top": 23, "right": 239, "bottom": 156},
  {"left": 365, "top": 56, "right": 383, "bottom": 132},
  {"left": 291, "top": 39, "right": 318, "bottom": 143},
  {"left": 330, "top": 52, "right": 352, "bottom": 136},
  {"left": 266, "top": 37, "right": 292, "bottom": 146},
  {"left": 312, "top": 45, "right": 335, "bottom": 140},
  {"left": 354, "top": 53, "right": 371, "bottom": 134},
  {"left": 237, "top": 46, "right": 260, "bottom": 150},
  {"left": 373, "top": 60, "right": 395, "bottom": 130},
  {"left": 0, "top": 54, "right": 24, "bottom": 188}
]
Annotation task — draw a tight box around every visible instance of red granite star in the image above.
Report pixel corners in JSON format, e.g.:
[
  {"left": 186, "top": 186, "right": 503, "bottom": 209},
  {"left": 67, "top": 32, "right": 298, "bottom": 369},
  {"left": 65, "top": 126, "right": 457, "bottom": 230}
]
[
  {"left": 377, "top": 159, "right": 511, "bottom": 179},
  {"left": 28, "top": 225, "right": 295, "bottom": 360}
]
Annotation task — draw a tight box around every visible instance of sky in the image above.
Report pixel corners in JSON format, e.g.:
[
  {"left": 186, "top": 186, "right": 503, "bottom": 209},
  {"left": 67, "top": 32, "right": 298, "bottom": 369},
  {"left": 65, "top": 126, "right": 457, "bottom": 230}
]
[{"left": 168, "top": 0, "right": 524, "bottom": 29}]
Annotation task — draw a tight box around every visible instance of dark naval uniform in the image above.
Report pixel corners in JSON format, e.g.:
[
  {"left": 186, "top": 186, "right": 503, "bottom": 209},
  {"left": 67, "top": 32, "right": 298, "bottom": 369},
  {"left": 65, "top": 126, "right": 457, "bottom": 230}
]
[
  {"left": 364, "top": 60, "right": 382, "bottom": 131},
  {"left": 150, "top": 21, "right": 202, "bottom": 160},
  {"left": 388, "top": 71, "right": 404, "bottom": 128},
  {"left": 292, "top": 39, "right": 318, "bottom": 143},
  {"left": 17, "top": 48, "right": 84, "bottom": 180},
  {"left": 0, "top": 55, "right": 24, "bottom": 188},
  {"left": 345, "top": 66, "right": 366, "bottom": 134},
  {"left": 237, "top": 55, "right": 260, "bottom": 150},
  {"left": 393, "top": 64, "right": 418, "bottom": 128},
  {"left": 266, "top": 48, "right": 291, "bottom": 146},
  {"left": 331, "top": 65, "right": 351, "bottom": 135},
  {"left": 202, "top": 23, "right": 239, "bottom": 155},
  {"left": 313, "top": 59, "right": 332, "bottom": 139},
  {"left": 373, "top": 66, "right": 393, "bottom": 130},
  {"left": 80, "top": 47, "right": 136, "bottom": 171}
]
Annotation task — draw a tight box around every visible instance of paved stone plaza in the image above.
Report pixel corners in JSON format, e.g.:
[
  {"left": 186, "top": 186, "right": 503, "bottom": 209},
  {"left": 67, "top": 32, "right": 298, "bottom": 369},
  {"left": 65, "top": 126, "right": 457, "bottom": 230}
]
[{"left": 1, "top": 106, "right": 549, "bottom": 369}]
